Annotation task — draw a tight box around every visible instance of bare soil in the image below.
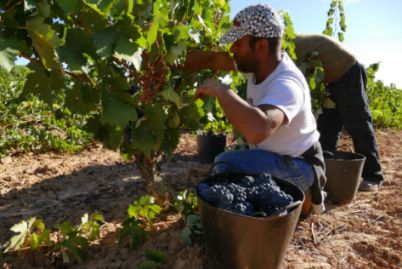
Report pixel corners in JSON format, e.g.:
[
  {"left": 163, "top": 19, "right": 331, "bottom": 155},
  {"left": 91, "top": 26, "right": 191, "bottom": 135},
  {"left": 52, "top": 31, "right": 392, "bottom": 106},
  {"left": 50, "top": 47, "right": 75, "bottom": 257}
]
[{"left": 1, "top": 130, "right": 401, "bottom": 269}]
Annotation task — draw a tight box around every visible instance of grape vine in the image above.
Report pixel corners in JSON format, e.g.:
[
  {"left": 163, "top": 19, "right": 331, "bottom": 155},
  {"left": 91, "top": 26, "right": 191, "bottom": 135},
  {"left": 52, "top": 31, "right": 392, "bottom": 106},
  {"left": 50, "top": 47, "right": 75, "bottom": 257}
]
[{"left": 0, "top": 0, "right": 231, "bottom": 201}]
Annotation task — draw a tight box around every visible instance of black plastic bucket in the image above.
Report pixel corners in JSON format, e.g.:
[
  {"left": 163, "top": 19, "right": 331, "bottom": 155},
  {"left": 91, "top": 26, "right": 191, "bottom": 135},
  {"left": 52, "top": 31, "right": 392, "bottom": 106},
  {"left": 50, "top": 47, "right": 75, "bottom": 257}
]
[
  {"left": 196, "top": 173, "right": 304, "bottom": 269},
  {"left": 324, "top": 151, "right": 366, "bottom": 204},
  {"left": 197, "top": 133, "right": 226, "bottom": 164}
]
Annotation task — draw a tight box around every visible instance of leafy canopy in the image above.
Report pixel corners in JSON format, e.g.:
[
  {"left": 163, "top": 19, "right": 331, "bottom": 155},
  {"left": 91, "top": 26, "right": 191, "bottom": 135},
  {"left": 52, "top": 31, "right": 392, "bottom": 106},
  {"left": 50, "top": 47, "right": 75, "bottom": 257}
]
[{"left": 0, "top": 0, "right": 231, "bottom": 161}]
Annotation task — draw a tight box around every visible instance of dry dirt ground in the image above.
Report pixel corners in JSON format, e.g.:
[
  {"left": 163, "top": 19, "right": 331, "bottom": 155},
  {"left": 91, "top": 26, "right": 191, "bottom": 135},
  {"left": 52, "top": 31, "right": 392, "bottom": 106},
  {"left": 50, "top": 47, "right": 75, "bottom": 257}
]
[{"left": 1, "top": 130, "right": 401, "bottom": 269}]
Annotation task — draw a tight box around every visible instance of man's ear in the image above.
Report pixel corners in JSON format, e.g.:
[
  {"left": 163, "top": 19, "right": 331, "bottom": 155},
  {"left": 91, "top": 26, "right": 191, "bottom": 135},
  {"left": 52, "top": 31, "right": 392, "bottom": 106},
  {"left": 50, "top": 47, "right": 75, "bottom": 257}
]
[{"left": 256, "top": 39, "right": 269, "bottom": 54}]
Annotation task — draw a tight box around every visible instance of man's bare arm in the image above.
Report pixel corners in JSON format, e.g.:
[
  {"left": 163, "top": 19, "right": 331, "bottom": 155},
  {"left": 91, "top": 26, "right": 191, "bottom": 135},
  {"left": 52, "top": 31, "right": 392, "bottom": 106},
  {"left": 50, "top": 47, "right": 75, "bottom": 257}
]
[
  {"left": 196, "top": 79, "right": 286, "bottom": 144},
  {"left": 183, "top": 51, "right": 235, "bottom": 72}
]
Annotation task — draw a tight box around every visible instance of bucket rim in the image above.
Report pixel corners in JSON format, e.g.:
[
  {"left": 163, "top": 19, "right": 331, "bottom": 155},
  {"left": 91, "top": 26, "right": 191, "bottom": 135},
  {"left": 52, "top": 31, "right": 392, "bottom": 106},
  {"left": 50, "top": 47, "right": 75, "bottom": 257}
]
[
  {"left": 197, "top": 193, "right": 301, "bottom": 221},
  {"left": 324, "top": 150, "right": 366, "bottom": 161}
]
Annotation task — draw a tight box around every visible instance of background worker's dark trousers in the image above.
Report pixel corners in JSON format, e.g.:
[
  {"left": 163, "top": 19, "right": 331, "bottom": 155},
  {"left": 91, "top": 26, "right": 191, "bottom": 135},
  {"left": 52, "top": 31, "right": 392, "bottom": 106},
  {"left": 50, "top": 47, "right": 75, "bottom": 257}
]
[{"left": 317, "top": 62, "right": 384, "bottom": 184}]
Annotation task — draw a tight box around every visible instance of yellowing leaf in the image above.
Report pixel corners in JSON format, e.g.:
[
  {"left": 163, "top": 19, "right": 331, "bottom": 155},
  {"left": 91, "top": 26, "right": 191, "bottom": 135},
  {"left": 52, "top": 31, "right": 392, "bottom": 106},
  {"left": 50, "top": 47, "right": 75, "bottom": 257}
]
[
  {"left": 5, "top": 217, "right": 36, "bottom": 252},
  {"left": 26, "top": 16, "right": 61, "bottom": 70}
]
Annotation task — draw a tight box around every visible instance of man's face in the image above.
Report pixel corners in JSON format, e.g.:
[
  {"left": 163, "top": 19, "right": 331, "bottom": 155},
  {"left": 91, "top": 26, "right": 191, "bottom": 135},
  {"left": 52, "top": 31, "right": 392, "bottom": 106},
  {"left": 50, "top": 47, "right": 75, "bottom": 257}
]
[{"left": 230, "top": 35, "right": 258, "bottom": 73}]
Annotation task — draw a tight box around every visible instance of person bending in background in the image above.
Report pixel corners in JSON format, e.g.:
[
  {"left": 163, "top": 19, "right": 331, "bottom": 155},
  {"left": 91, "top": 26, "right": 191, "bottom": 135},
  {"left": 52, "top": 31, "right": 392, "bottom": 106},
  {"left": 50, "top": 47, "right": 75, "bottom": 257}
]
[
  {"left": 294, "top": 34, "right": 384, "bottom": 191},
  {"left": 184, "top": 4, "right": 326, "bottom": 214}
]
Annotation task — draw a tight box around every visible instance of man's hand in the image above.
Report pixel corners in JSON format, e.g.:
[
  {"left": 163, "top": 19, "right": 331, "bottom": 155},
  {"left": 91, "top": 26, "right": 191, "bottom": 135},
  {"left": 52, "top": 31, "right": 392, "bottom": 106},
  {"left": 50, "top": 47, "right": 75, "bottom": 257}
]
[{"left": 195, "top": 78, "right": 230, "bottom": 99}]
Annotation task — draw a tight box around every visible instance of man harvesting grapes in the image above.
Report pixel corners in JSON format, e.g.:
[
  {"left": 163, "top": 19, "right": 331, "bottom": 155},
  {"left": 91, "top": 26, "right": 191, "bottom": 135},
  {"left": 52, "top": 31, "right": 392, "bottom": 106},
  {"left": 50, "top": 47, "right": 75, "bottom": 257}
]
[{"left": 184, "top": 4, "right": 326, "bottom": 213}]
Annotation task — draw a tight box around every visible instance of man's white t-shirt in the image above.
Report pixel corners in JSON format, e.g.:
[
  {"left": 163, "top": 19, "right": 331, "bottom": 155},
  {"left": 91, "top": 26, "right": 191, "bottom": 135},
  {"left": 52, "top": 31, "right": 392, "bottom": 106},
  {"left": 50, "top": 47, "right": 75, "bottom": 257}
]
[{"left": 245, "top": 52, "right": 319, "bottom": 157}]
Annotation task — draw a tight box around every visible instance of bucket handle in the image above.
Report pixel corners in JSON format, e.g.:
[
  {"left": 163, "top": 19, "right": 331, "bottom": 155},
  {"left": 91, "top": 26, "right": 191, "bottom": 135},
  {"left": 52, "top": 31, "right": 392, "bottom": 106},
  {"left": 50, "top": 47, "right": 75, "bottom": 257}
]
[
  {"left": 272, "top": 200, "right": 302, "bottom": 216},
  {"left": 207, "top": 161, "right": 240, "bottom": 176}
]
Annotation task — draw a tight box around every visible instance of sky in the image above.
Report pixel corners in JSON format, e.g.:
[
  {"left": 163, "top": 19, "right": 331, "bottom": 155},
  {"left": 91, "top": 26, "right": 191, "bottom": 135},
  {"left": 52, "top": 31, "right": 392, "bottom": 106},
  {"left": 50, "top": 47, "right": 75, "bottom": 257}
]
[{"left": 230, "top": 0, "right": 402, "bottom": 88}]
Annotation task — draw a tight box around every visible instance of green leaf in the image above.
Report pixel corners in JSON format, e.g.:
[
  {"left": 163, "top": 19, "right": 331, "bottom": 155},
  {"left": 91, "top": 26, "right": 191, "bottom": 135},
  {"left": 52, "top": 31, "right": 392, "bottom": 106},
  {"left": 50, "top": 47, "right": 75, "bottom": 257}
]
[
  {"left": 38, "top": 0, "right": 51, "bottom": 17},
  {"left": 160, "top": 87, "right": 182, "bottom": 107},
  {"left": 97, "top": 124, "right": 124, "bottom": 150},
  {"left": 30, "top": 233, "right": 40, "bottom": 251},
  {"left": 128, "top": 195, "right": 162, "bottom": 221},
  {"left": 101, "top": 89, "right": 137, "bottom": 128},
  {"left": 180, "top": 226, "right": 192, "bottom": 246},
  {"left": 166, "top": 42, "right": 186, "bottom": 65},
  {"left": 174, "top": 24, "right": 191, "bottom": 41},
  {"left": 58, "top": 0, "right": 81, "bottom": 14},
  {"left": 84, "top": 0, "right": 117, "bottom": 17},
  {"left": 33, "top": 219, "right": 46, "bottom": 231},
  {"left": 160, "top": 127, "right": 179, "bottom": 155},
  {"left": 180, "top": 214, "right": 202, "bottom": 246},
  {"left": 28, "top": 219, "right": 50, "bottom": 251},
  {"left": 309, "top": 77, "right": 317, "bottom": 90},
  {"left": 114, "top": 36, "right": 143, "bottom": 71},
  {"left": 93, "top": 28, "right": 118, "bottom": 59},
  {"left": 130, "top": 105, "right": 168, "bottom": 156},
  {"left": 22, "top": 63, "right": 64, "bottom": 104},
  {"left": 0, "top": 34, "right": 25, "bottom": 72},
  {"left": 179, "top": 102, "right": 201, "bottom": 131},
  {"left": 90, "top": 212, "right": 105, "bottom": 222},
  {"left": 54, "top": 221, "right": 75, "bottom": 237},
  {"left": 119, "top": 218, "right": 147, "bottom": 249},
  {"left": 147, "top": 0, "right": 169, "bottom": 46},
  {"left": 147, "top": 21, "right": 159, "bottom": 47},
  {"left": 57, "top": 28, "right": 95, "bottom": 71},
  {"left": 26, "top": 16, "right": 61, "bottom": 70},
  {"left": 0, "top": 46, "right": 17, "bottom": 72},
  {"left": 78, "top": 212, "right": 104, "bottom": 241},
  {"left": 65, "top": 82, "right": 99, "bottom": 114},
  {"left": 60, "top": 234, "right": 89, "bottom": 264}
]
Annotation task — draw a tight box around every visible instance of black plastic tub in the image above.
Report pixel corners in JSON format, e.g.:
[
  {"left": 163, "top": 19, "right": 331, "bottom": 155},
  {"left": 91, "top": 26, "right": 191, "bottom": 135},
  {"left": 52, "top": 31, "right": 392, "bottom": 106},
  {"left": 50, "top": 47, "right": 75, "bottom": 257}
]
[
  {"left": 196, "top": 173, "right": 304, "bottom": 269},
  {"left": 196, "top": 133, "right": 226, "bottom": 164},
  {"left": 324, "top": 151, "right": 366, "bottom": 204}
]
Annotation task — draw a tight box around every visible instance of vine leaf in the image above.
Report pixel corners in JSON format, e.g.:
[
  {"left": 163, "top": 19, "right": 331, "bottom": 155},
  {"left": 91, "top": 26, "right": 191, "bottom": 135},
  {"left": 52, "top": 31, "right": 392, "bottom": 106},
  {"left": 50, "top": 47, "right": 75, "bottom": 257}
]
[
  {"left": 65, "top": 82, "right": 99, "bottom": 114},
  {"left": 93, "top": 28, "right": 118, "bottom": 59},
  {"left": 160, "top": 87, "right": 182, "bottom": 107},
  {"left": 160, "top": 127, "right": 180, "bottom": 155},
  {"left": 57, "top": 28, "right": 95, "bottom": 72},
  {"left": 25, "top": 16, "right": 61, "bottom": 70},
  {"left": 114, "top": 36, "right": 143, "bottom": 71},
  {"left": 119, "top": 218, "right": 147, "bottom": 250},
  {"left": 58, "top": 0, "right": 81, "bottom": 14},
  {"left": 166, "top": 42, "right": 186, "bottom": 65},
  {"left": 130, "top": 105, "right": 168, "bottom": 156},
  {"left": 22, "top": 63, "right": 64, "bottom": 104},
  {"left": 128, "top": 195, "right": 162, "bottom": 223},
  {"left": 0, "top": 34, "right": 20, "bottom": 72},
  {"left": 101, "top": 90, "right": 137, "bottom": 129},
  {"left": 5, "top": 217, "right": 36, "bottom": 252}
]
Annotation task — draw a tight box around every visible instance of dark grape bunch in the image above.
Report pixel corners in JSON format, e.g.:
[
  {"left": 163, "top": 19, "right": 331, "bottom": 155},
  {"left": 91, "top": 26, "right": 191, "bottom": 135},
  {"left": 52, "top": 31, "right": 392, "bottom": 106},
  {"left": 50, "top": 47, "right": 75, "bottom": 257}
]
[{"left": 198, "top": 174, "right": 294, "bottom": 218}]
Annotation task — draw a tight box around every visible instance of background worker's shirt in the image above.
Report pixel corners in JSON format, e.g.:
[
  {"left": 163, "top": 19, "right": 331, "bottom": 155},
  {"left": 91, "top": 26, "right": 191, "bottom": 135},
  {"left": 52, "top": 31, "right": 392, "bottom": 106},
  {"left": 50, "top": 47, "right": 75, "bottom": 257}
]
[
  {"left": 245, "top": 52, "right": 320, "bottom": 157},
  {"left": 294, "top": 33, "right": 356, "bottom": 83}
]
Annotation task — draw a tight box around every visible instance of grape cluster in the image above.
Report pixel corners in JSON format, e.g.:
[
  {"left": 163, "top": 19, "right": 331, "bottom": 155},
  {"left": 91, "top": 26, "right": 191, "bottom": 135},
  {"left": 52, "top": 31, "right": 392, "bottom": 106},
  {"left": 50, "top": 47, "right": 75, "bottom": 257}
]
[{"left": 198, "top": 174, "right": 294, "bottom": 218}]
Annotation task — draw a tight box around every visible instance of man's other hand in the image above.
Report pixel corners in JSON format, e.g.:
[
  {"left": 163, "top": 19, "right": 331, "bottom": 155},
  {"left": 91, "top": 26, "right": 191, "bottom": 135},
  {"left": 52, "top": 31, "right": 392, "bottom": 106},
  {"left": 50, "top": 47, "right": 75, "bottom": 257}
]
[{"left": 195, "top": 78, "right": 230, "bottom": 99}]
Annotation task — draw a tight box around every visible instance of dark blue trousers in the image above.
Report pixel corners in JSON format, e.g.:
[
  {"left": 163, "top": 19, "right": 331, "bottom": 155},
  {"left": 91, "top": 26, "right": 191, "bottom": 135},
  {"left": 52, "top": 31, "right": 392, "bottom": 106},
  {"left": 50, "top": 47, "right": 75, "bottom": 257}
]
[{"left": 317, "top": 62, "right": 384, "bottom": 183}]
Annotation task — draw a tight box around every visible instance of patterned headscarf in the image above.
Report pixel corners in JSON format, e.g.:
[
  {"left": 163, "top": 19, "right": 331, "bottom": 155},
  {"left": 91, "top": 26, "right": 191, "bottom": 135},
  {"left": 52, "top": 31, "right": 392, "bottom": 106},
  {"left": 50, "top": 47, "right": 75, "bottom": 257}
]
[{"left": 220, "top": 4, "right": 284, "bottom": 44}]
